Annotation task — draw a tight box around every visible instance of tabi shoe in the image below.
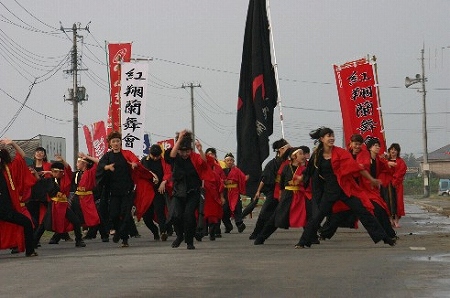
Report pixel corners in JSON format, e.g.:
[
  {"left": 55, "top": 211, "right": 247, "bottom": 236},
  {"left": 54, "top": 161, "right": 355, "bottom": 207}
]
[
  {"left": 237, "top": 223, "right": 246, "bottom": 233},
  {"left": 101, "top": 237, "right": 110, "bottom": 243},
  {"left": 63, "top": 235, "right": 73, "bottom": 242},
  {"left": 194, "top": 232, "right": 203, "bottom": 242},
  {"left": 383, "top": 237, "right": 396, "bottom": 247},
  {"left": 154, "top": 234, "right": 160, "bottom": 241},
  {"left": 121, "top": 240, "right": 129, "bottom": 248},
  {"left": 294, "top": 242, "right": 311, "bottom": 249},
  {"left": 171, "top": 237, "right": 183, "bottom": 248},
  {"left": 75, "top": 240, "right": 86, "bottom": 247},
  {"left": 253, "top": 237, "right": 265, "bottom": 245},
  {"left": 187, "top": 244, "right": 196, "bottom": 250},
  {"left": 249, "top": 233, "right": 258, "bottom": 240},
  {"left": 311, "top": 238, "right": 321, "bottom": 245},
  {"left": 10, "top": 247, "right": 20, "bottom": 254},
  {"left": 209, "top": 233, "right": 216, "bottom": 241},
  {"left": 112, "top": 233, "right": 121, "bottom": 243},
  {"left": 224, "top": 224, "right": 233, "bottom": 233},
  {"left": 26, "top": 251, "right": 38, "bottom": 257},
  {"left": 160, "top": 232, "right": 168, "bottom": 242},
  {"left": 215, "top": 233, "right": 222, "bottom": 238},
  {"left": 48, "top": 238, "right": 59, "bottom": 244}
]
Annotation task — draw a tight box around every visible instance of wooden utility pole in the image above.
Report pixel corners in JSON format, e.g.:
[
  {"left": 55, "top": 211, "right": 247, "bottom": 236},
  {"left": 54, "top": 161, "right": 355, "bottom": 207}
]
[
  {"left": 62, "top": 23, "right": 89, "bottom": 167},
  {"left": 182, "top": 82, "right": 201, "bottom": 145}
]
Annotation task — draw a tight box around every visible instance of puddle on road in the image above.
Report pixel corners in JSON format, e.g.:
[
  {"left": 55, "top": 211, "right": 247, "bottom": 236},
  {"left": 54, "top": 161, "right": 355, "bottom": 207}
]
[{"left": 414, "top": 254, "right": 450, "bottom": 263}]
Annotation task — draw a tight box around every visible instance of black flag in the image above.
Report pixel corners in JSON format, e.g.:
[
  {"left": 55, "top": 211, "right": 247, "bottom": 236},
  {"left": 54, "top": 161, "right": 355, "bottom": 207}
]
[{"left": 236, "top": 0, "right": 277, "bottom": 197}]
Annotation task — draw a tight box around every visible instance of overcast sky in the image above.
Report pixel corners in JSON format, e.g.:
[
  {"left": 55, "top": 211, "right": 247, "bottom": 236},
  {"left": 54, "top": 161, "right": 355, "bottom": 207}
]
[{"left": 2, "top": 0, "right": 450, "bottom": 167}]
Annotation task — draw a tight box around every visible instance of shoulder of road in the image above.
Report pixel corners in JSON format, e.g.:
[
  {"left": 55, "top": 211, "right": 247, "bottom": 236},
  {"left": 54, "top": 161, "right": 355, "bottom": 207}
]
[{"left": 406, "top": 195, "right": 450, "bottom": 217}]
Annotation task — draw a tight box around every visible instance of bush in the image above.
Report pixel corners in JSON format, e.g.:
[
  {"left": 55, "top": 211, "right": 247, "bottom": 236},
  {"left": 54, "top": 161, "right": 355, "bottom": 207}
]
[{"left": 404, "top": 176, "right": 439, "bottom": 196}]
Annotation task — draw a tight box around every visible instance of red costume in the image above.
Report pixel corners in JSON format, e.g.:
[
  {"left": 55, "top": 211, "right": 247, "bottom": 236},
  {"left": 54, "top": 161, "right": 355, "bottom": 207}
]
[
  {"left": 223, "top": 166, "right": 246, "bottom": 215},
  {"left": 74, "top": 163, "right": 100, "bottom": 227},
  {"left": 0, "top": 154, "right": 36, "bottom": 252},
  {"left": 203, "top": 156, "right": 224, "bottom": 223}
]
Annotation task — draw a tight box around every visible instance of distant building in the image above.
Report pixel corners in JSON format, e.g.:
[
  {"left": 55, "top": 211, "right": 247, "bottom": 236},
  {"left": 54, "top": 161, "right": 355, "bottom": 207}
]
[
  {"left": 417, "top": 144, "right": 450, "bottom": 178},
  {"left": 14, "top": 135, "right": 66, "bottom": 165}
]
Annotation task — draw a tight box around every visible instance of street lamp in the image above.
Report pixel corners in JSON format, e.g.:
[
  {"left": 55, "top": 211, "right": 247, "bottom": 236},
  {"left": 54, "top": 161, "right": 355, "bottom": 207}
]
[{"left": 405, "top": 47, "right": 429, "bottom": 198}]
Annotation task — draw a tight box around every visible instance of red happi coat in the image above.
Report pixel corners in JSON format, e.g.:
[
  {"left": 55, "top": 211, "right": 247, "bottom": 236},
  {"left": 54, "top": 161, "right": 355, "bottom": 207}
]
[
  {"left": 276, "top": 163, "right": 308, "bottom": 228},
  {"left": 0, "top": 154, "right": 36, "bottom": 252},
  {"left": 356, "top": 149, "right": 390, "bottom": 215},
  {"left": 378, "top": 156, "right": 407, "bottom": 217},
  {"left": 223, "top": 166, "right": 246, "bottom": 214},
  {"left": 273, "top": 160, "right": 290, "bottom": 200},
  {"left": 329, "top": 146, "right": 374, "bottom": 214},
  {"left": 75, "top": 163, "right": 100, "bottom": 227},
  {"left": 203, "top": 156, "right": 225, "bottom": 222},
  {"left": 116, "top": 149, "right": 156, "bottom": 221},
  {"left": 136, "top": 156, "right": 172, "bottom": 221},
  {"left": 49, "top": 165, "right": 73, "bottom": 233}
]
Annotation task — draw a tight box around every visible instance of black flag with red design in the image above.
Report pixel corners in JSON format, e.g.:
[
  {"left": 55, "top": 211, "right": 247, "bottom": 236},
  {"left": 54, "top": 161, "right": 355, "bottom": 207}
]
[{"left": 236, "top": 0, "right": 277, "bottom": 197}]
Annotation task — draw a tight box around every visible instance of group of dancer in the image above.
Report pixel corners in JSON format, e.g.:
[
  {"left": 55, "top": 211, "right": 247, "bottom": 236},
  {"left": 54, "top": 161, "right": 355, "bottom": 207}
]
[{"left": 0, "top": 126, "right": 406, "bottom": 257}]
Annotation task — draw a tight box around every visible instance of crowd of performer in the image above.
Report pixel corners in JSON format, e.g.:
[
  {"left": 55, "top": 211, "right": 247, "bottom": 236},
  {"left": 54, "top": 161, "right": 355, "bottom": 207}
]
[{"left": 0, "top": 126, "right": 407, "bottom": 257}]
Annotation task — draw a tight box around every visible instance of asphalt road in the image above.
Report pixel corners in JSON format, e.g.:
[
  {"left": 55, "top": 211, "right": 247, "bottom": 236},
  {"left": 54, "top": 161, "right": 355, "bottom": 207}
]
[{"left": 1, "top": 200, "right": 450, "bottom": 298}]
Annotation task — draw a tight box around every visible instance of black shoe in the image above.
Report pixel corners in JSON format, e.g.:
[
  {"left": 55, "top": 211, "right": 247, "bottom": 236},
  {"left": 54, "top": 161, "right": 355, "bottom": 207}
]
[
  {"left": 154, "top": 235, "right": 160, "bottom": 241},
  {"left": 112, "top": 233, "right": 120, "bottom": 243},
  {"left": 26, "top": 251, "right": 38, "bottom": 257},
  {"left": 133, "top": 234, "right": 142, "bottom": 238},
  {"left": 254, "top": 237, "right": 265, "bottom": 245},
  {"left": 121, "top": 240, "right": 129, "bottom": 247},
  {"left": 209, "top": 233, "right": 216, "bottom": 241},
  {"left": 249, "top": 233, "right": 257, "bottom": 240},
  {"left": 63, "top": 235, "right": 73, "bottom": 242},
  {"left": 383, "top": 238, "right": 396, "bottom": 246},
  {"left": 161, "top": 232, "right": 168, "bottom": 241},
  {"left": 311, "top": 238, "right": 321, "bottom": 245},
  {"left": 224, "top": 226, "right": 233, "bottom": 233},
  {"left": 48, "top": 238, "right": 59, "bottom": 244},
  {"left": 171, "top": 237, "right": 183, "bottom": 248},
  {"left": 101, "top": 237, "right": 109, "bottom": 243},
  {"left": 75, "top": 240, "right": 86, "bottom": 247},
  {"left": 10, "top": 247, "right": 20, "bottom": 254},
  {"left": 194, "top": 232, "right": 203, "bottom": 242},
  {"left": 294, "top": 242, "right": 311, "bottom": 249},
  {"left": 215, "top": 234, "right": 222, "bottom": 238},
  {"left": 237, "top": 223, "right": 246, "bottom": 233},
  {"left": 187, "top": 244, "right": 195, "bottom": 250}
]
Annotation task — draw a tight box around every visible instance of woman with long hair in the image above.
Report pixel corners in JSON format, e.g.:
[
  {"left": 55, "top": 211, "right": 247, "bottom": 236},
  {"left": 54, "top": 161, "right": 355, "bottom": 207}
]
[{"left": 295, "top": 127, "right": 396, "bottom": 248}]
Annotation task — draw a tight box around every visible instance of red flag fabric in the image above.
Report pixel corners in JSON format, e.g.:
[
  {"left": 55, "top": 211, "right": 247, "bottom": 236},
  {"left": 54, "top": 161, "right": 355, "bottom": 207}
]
[
  {"left": 83, "top": 125, "right": 94, "bottom": 156},
  {"left": 92, "top": 121, "right": 108, "bottom": 159},
  {"left": 333, "top": 58, "right": 386, "bottom": 153},
  {"left": 107, "top": 43, "right": 132, "bottom": 134},
  {"left": 236, "top": 0, "right": 277, "bottom": 196}
]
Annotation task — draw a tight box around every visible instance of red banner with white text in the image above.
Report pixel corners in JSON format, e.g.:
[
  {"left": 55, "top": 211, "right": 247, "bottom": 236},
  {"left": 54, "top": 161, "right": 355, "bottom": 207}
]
[
  {"left": 333, "top": 58, "right": 386, "bottom": 153},
  {"left": 83, "top": 121, "right": 108, "bottom": 159},
  {"left": 107, "top": 43, "right": 132, "bottom": 134}
]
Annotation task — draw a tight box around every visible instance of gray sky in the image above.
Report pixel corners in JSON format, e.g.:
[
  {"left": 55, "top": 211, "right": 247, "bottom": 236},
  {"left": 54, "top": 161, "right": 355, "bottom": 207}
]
[{"left": 2, "top": 0, "right": 450, "bottom": 167}]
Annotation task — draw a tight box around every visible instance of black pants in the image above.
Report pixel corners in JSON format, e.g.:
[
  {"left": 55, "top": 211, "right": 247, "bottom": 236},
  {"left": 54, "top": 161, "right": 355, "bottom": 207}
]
[
  {"left": 222, "top": 196, "right": 244, "bottom": 228},
  {"left": 170, "top": 190, "right": 200, "bottom": 245},
  {"left": 0, "top": 208, "right": 34, "bottom": 255},
  {"left": 109, "top": 192, "right": 134, "bottom": 241},
  {"left": 34, "top": 205, "right": 83, "bottom": 244},
  {"left": 298, "top": 192, "right": 388, "bottom": 246},
  {"left": 25, "top": 200, "right": 46, "bottom": 228},
  {"left": 148, "top": 192, "right": 167, "bottom": 234},
  {"left": 251, "top": 193, "right": 278, "bottom": 237}
]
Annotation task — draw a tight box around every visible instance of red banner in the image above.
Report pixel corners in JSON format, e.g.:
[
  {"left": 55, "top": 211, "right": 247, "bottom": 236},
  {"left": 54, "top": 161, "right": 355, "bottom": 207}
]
[
  {"left": 92, "top": 121, "right": 108, "bottom": 158},
  {"left": 333, "top": 58, "right": 386, "bottom": 153},
  {"left": 157, "top": 138, "right": 175, "bottom": 155},
  {"left": 107, "top": 43, "right": 132, "bottom": 134},
  {"left": 83, "top": 121, "right": 108, "bottom": 159},
  {"left": 83, "top": 125, "right": 94, "bottom": 156}
]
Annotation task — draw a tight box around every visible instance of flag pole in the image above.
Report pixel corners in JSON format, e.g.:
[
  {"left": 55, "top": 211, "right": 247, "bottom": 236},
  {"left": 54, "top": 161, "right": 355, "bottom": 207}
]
[{"left": 266, "top": 0, "right": 285, "bottom": 138}]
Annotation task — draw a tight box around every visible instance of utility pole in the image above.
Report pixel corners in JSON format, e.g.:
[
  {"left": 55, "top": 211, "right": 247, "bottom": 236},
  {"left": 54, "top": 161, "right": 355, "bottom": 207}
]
[
  {"left": 62, "top": 23, "right": 89, "bottom": 167},
  {"left": 405, "top": 46, "right": 429, "bottom": 198},
  {"left": 182, "top": 82, "right": 201, "bottom": 146}
]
